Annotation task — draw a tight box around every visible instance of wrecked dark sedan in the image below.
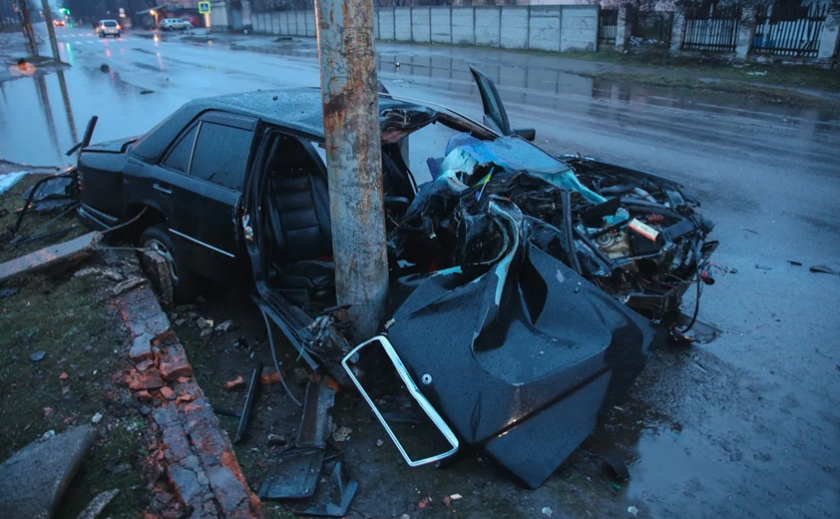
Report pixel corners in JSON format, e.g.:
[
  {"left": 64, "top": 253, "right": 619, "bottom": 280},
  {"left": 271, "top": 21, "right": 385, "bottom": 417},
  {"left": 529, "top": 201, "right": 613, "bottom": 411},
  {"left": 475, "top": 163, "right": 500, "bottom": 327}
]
[{"left": 75, "top": 67, "right": 717, "bottom": 489}]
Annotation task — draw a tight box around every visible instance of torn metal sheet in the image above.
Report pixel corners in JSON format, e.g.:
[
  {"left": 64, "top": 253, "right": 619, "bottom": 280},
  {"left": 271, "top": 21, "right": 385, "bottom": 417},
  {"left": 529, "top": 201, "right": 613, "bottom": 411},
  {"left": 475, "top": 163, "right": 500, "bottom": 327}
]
[
  {"left": 295, "top": 382, "right": 335, "bottom": 450},
  {"left": 234, "top": 364, "right": 262, "bottom": 443},
  {"left": 258, "top": 448, "right": 325, "bottom": 500},
  {"left": 672, "top": 315, "right": 720, "bottom": 344},
  {"left": 296, "top": 461, "right": 358, "bottom": 517}
]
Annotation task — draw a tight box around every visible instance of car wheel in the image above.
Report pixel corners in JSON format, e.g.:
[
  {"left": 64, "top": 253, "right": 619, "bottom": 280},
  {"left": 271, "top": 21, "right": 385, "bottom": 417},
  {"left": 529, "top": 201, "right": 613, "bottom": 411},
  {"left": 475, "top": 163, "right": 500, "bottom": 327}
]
[
  {"left": 117, "top": 32, "right": 121, "bottom": 37},
  {"left": 139, "top": 224, "right": 199, "bottom": 303}
]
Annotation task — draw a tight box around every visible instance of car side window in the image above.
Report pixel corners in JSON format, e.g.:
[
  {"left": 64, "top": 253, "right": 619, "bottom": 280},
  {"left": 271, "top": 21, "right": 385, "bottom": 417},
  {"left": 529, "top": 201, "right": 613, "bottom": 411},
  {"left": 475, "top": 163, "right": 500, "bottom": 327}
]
[
  {"left": 189, "top": 123, "right": 253, "bottom": 191},
  {"left": 161, "top": 124, "right": 198, "bottom": 174}
]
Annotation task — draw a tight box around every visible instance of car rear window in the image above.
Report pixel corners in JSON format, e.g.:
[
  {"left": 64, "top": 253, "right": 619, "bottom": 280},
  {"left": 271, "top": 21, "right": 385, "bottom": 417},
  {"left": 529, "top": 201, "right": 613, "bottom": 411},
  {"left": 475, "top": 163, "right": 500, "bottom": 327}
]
[
  {"left": 162, "top": 125, "right": 198, "bottom": 174},
  {"left": 103, "top": 21, "right": 117, "bottom": 27},
  {"left": 189, "top": 123, "right": 253, "bottom": 191}
]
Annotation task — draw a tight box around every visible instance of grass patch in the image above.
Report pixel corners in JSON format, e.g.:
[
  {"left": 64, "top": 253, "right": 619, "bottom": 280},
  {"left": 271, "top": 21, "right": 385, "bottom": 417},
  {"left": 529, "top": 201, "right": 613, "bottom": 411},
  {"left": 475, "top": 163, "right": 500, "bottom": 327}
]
[
  {"left": 563, "top": 49, "right": 840, "bottom": 93},
  {"left": 0, "top": 272, "right": 146, "bottom": 518},
  {"left": 1, "top": 175, "right": 146, "bottom": 517}
]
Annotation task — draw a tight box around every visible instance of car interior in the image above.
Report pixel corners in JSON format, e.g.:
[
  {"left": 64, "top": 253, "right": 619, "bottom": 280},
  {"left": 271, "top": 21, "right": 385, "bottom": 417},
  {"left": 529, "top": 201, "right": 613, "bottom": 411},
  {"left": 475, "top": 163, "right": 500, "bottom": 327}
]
[
  {"left": 264, "top": 135, "right": 334, "bottom": 299},
  {"left": 256, "top": 132, "right": 419, "bottom": 304}
]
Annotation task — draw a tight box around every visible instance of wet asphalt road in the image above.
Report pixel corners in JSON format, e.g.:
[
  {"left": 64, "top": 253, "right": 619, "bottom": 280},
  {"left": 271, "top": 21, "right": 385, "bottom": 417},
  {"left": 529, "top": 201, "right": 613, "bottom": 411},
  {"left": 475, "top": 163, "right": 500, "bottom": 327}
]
[{"left": 2, "top": 24, "right": 840, "bottom": 519}]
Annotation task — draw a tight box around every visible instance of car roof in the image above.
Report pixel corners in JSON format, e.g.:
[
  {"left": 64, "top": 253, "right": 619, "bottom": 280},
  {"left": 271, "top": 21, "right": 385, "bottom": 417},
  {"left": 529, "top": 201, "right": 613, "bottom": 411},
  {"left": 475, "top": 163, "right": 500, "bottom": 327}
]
[
  {"left": 131, "top": 87, "right": 434, "bottom": 163},
  {"left": 196, "top": 87, "right": 427, "bottom": 138}
]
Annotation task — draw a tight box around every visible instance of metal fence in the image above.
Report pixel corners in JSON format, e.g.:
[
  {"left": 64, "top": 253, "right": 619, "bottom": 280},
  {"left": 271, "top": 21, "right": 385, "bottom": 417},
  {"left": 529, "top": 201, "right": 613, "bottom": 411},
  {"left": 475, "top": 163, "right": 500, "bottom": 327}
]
[
  {"left": 599, "top": 9, "right": 618, "bottom": 46},
  {"left": 633, "top": 10, "right": 673, "bottom": 45},
  {"left": 752, "top": 1, "right": 828, "bottom": 58},
  {"left": 681, "top": 4, "right": 741, "bottom": 53}
]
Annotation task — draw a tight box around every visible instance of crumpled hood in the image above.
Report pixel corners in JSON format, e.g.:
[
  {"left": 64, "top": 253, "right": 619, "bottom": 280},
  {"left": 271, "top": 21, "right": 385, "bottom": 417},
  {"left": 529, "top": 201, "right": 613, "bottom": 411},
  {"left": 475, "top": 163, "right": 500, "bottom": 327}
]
[{"left": 385, "top": 199, "right": 655, "bottom": 488}]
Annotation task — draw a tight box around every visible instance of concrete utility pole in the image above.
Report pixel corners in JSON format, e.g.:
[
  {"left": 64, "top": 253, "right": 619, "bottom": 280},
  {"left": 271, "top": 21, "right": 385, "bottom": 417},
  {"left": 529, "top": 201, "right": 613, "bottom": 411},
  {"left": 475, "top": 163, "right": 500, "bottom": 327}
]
[
  {"left": 18, "top": 1, "right": 38, "bottom": 57},
  {"left": 314, "top": 0, "right": 388, "bottom": 339},
  {"left": 40, "top": 0, "right": 61, "bottom": 62}
]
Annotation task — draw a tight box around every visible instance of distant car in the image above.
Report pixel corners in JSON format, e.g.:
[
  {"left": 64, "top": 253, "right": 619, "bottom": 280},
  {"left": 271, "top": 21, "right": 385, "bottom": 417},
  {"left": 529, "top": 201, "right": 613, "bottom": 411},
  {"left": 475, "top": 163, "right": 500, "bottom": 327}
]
[
  {"left": 159, "top": 18, "right": 192, "bottom": 31},
  {"left": 53, "top": 19, "right": 65, "bottom": 27},
  {"left": 97, "top": 19, "right": 120, "bottom": 38}
]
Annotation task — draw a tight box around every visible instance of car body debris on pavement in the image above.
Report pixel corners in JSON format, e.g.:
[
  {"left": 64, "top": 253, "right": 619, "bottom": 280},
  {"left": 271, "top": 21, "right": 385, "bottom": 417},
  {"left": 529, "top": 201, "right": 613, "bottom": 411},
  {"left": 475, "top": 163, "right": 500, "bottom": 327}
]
[{"left": 56, "top": 65, "right": 720, "bottom": 496}]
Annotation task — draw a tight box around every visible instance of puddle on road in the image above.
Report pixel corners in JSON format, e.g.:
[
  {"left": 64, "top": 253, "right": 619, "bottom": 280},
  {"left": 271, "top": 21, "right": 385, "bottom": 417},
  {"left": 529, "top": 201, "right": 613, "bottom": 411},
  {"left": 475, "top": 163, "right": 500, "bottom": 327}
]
[
  {"left": 221, "top": 39, "right": 840, "bottom": 126},
  {"left": 0, "top": 67, "right": 183, "bottom": 166},
  {"left": 375, "top": 54, "right": 840, "bottom": 126}
]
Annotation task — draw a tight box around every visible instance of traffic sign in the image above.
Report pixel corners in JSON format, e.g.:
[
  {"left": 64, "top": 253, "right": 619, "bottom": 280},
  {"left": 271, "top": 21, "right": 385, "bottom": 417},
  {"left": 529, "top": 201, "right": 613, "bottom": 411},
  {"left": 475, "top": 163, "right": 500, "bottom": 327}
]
[{"left": 198, "top": 1, "right": 211, "bottom": 14}]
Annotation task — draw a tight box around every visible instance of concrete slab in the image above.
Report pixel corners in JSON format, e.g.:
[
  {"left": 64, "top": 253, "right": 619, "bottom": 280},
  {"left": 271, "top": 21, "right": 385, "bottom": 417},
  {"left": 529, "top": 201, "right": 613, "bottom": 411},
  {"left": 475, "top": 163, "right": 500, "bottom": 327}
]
[
  {"left": 0, "top": 232, "right": 102, "bottom": 285},
  {"left": 0, "top": 426, "right": 95, "bottom": 519}
]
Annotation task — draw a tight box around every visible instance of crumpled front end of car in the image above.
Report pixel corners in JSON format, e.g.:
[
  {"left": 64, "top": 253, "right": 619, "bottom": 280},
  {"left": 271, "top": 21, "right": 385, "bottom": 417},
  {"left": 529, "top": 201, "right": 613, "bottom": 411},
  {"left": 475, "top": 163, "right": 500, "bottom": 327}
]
[{"left": 344, "top": 132, "right": 717, "bottom": 488}]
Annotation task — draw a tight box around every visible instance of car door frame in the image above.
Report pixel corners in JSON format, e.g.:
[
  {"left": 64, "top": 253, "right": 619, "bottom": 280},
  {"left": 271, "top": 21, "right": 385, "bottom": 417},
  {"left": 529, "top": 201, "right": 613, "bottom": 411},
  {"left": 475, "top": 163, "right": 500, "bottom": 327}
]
[{"left": 159, "top": 110, "right": 259, "bottom": 284}]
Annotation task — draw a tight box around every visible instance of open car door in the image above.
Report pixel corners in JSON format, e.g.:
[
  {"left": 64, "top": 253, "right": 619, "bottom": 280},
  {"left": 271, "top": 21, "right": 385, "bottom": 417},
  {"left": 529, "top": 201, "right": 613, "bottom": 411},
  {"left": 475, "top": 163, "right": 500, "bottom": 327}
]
[
  {"left": 469, "top": 66, "right": 535, "bottom": 141},
  {"left": 469, "top": 66, "right": 512, "bottom": 136}
]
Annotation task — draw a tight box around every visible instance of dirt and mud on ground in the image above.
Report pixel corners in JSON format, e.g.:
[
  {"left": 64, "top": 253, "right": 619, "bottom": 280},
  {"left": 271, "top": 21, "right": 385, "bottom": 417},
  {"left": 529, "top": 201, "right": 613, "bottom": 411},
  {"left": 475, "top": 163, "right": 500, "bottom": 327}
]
[{"left": 167, "top": 286, "right": 653, "bottom": 519}]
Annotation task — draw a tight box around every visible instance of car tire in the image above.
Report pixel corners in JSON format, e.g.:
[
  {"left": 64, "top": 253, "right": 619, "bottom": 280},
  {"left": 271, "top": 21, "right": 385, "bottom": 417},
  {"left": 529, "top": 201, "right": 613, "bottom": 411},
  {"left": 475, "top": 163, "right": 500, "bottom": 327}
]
[
  {"left": 117, "top": 32, "right": 121, "bottom": 37},
  {"left": 139, "top": 224, "right": 200, "bottom": 303}
]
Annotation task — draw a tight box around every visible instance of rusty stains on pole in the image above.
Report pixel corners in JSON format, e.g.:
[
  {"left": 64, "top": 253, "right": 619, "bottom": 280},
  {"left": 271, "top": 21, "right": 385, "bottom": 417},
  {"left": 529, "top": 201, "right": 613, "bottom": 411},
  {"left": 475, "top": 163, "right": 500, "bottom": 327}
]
[{"left": 314, "top": 0, "right": 388, "bottom": 339}]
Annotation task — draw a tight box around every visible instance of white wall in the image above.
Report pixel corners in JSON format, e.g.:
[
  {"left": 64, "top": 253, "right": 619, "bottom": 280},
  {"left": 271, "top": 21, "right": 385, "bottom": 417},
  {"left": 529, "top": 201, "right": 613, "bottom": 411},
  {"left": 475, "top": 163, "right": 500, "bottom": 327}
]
[{"left": 263, "top": 5, "right": 598, "bottom": 53}]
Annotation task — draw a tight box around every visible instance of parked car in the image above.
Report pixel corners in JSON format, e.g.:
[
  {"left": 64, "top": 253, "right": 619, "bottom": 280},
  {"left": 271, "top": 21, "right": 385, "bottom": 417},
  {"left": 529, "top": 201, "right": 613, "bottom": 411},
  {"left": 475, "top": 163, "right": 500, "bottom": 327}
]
[
  {"left": 74, "top": 67, "right": 716, "bottom": 489},
  {"left": 97, "top": 19, "right": 120, "bottom": 38},
  {"left": 53, "top": 19, "right": 65, "bottom": 27},
  {"left": 158, "top": 18, "right": 192, "bottom": 31}
]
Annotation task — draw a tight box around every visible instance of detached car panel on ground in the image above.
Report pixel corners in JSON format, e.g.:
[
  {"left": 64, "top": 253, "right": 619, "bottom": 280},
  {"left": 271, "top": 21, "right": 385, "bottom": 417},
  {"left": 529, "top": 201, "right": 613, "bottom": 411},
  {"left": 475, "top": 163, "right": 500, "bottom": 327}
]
[{"left": 76, "top": 69, "right": 717, "bottom": 489}]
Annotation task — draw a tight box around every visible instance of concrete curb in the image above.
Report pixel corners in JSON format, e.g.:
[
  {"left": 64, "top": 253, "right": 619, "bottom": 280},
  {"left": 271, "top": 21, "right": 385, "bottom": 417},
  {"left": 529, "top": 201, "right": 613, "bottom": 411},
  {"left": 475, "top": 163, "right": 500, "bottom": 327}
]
[{"left": 111, "top": 259, "right": 261, "bottom": 519}]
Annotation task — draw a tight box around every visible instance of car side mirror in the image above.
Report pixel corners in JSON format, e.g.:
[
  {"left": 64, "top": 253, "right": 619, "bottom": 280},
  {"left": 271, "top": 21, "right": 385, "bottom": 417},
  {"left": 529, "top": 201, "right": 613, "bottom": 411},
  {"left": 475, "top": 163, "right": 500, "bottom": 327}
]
[{"left": 513, "top": 128, "right": 536, "bottom": 141}]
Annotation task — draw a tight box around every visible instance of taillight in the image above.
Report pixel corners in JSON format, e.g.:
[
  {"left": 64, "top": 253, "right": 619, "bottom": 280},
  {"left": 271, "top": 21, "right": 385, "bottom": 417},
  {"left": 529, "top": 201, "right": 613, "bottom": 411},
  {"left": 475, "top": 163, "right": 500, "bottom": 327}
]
[{"left": 117, "top": 24, "right": 121, "bottom": 30}]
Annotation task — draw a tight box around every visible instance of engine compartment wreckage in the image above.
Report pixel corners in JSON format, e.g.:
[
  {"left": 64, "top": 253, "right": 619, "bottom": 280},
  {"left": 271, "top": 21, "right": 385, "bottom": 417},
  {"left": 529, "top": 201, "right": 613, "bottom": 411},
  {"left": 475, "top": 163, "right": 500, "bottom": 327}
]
[
  {"left": 56, "top": 66, "right": 718, "bottom": 494},
  {"left": 344, "top": 133, "right": 717, "bottom": 489}
]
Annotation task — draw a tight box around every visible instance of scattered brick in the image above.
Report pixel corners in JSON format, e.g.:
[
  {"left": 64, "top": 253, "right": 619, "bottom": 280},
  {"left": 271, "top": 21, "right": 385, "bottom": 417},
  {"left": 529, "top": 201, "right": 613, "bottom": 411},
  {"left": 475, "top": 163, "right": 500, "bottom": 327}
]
[
  {"left": 159, "top": 344, "right": 193, "bottom": 381},
  {"left": 127, "top": 369, "right": 165, "bottom": 390},
  {"left": 224, "top": 376, "right": 245, "bottom": 390},
  {"left": 261, "top": 367, "right": 281, "bottom": 386},
  {"left": 324, "top": 375, "right": 341, "bottom": 394},
  {"left": 176, "top": 393, "right": 195, "bottom": 403},
  {"left": 160, "top": 386, "right": 176, "bottom": 400},
  {"left": 136, "top": 390, "right": 153, "bottom": 401},
  {"left": 136, "top": 359, "right": 155, "bottom": 372},
  {"left": 115, "top": 267, "right": 259, "bottom": 519}
]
